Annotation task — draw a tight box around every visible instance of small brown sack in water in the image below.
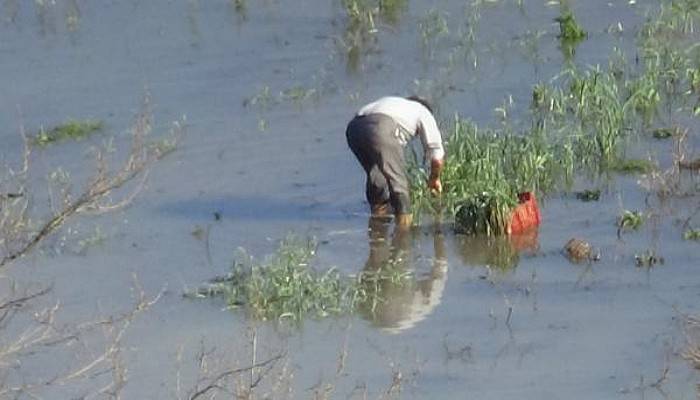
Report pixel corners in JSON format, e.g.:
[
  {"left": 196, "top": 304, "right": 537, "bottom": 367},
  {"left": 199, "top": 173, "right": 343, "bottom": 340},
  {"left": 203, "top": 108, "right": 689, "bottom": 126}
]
[{"left": 564, "top": 238, "right": 598, "bottom": 262}]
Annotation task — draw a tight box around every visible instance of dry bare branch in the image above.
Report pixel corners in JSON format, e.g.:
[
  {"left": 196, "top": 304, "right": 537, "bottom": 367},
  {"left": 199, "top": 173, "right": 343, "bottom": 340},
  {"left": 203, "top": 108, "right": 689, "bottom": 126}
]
[
  {"left": 0, "top": 275, "right": 164, "bottom": 399},
  {"left": 0, "top": 286, "right": 52, "bottom": 326},
  {"left": 188, "top": 353, "right": 285, "bottom": 400},
  {"left": 0, "top": 98, "right": 185, "bottom": 269},
  {"left": 58, "top": 275, "right": 164, "bottom": 384}
]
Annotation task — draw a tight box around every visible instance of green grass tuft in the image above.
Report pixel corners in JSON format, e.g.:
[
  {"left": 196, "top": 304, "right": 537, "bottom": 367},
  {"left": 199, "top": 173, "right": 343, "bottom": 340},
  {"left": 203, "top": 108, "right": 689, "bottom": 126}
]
[
  {"left": 409, "top": 117, "right": 565, "bottom": 234},
  {"left": 409, "top": 30, "right": 700, "bottom": 227},
  {"left": 454, "top": 193, "right": 512, "bottom": 236},
  {"left": 618, "top": 210, "right": 644, "bottom": 232},
  {"left": 404, "top": 0, "right": 700, "bottom": 235},
  {"left": 555, "top": 11, "right": 587, "bottom": 42},
  {"left": 32, "top": 119, "right": 104, "bottom": 146},
  {"left": 188, "top": 236, "right": 413, "bottom": 323},
  {"left": 684, "top": 229, "right": 700, "bottom": 241},
  {"left": 203, "top": 237, "right": 350, "bottom": 321},
  {"left": 555, "top": 9, "right": 587, "bottom": 59}
]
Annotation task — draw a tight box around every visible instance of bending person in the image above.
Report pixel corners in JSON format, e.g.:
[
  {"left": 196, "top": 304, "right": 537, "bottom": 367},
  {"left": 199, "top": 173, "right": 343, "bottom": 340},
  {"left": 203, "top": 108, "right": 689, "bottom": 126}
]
[{"left": 345, "top": 96, "right": 445, "bottom": 228}]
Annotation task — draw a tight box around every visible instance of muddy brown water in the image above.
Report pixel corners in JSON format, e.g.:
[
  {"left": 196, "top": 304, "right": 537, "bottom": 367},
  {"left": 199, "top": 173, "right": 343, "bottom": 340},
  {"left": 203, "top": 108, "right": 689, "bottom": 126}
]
[{"left": 1, "top": 1, "right": 700, "bottom": 398}]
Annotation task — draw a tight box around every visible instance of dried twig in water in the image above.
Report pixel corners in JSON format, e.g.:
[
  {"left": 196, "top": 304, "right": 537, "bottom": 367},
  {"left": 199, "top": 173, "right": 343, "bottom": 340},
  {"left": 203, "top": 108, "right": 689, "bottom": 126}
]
[
  {"left": 0, "top": 275, "right": 163, "bottom": 399},
  {"left": 187, "top": 353, "right": 285, "bottom": 400},
  {"left": 57, "top": 275, "right": 164, "bottom": 385}
]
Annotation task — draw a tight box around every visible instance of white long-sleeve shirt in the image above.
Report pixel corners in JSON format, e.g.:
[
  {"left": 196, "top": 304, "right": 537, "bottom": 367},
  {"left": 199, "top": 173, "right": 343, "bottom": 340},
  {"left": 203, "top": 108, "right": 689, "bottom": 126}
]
[{"left": 357, "top": 96, "right": 445, "bottom": 161}]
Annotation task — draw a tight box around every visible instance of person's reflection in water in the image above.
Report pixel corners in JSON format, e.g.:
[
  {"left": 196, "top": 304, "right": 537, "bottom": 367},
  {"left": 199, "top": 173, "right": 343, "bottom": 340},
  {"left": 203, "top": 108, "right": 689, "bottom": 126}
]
[{"left": 357, "top": 218, "right": 448, "bottom": 334}]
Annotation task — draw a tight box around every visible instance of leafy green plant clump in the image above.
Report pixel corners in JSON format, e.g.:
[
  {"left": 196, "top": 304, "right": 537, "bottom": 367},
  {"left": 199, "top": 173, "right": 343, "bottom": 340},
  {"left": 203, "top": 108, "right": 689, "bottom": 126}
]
[
  {"left": 531, "top": 60, "right": 682, "bottom": 166},
  {"left": 32, "top": 119, "right": 104, "bottom": 146},
  {"left": 555, "top": 11, "right": 586, "bottom": 42},
  {"left": 407, "top": 0, "right": 700, "bottom": 231},
  {"left": 408, "top": 59, "right": 682, "bottom": 228},
  {"left": 454, "top": 193, "right": 512, "bottom": 236},
  {"left": 196, "top": 238, "right": 352, "bottom": 321},
  {"left": 409, "top": 116, "right": 564, "bottom": 234},
  {"left": 617, "top": 210, "right": 644, "bottom": 235},
  {"left": 189, "top": 237, "right": 412, "bottom": 323},
  {"left": 684, "top": 229, "right": 700, "bottom": 241},
  {"left": 555, "top": 9, "right": 587, "bottom": 59}
]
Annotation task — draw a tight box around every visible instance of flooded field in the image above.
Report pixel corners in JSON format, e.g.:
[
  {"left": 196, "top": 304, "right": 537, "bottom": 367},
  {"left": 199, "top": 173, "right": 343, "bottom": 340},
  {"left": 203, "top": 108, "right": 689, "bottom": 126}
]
[{"left": 2, "top": 0, "right": 700, "bottom": 398}]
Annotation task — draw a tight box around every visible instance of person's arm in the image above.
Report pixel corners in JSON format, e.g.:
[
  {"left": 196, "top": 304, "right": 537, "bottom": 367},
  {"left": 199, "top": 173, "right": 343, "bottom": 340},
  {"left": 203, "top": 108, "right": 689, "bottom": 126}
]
[
  {"left": 428, "top": 157, "right": 443, "bottom": 194},
  {"left": 419, "top": 111, "right": 444, "bottom": 195}
]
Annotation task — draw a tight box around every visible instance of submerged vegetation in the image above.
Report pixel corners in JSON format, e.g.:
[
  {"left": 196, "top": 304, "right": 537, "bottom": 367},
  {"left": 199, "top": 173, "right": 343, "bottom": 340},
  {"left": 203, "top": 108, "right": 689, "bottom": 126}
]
[
  {"left": 652, "top": 127, "right": 678, "bottom": 139},
  {"left": 575, "top": 189, "right": 601, "bottom": 202},
  {"left": 232, "top": 0, "right": 246, "bottom": 16},
  {"left": 339, "top": 0, "right": 408, "bottom": 71},
  {"left": 32, "top": 119, "right": 103, "bottom": 146},
  {"left": 419, "top": 9, "right": 449, "bottom": 54},
  {"left": 244, "top": 84, "right": 319, "bottom": 109},
  {"left": 609, "top": 158, "right": 656, "bottom": 174},
  {"left": 635, "top": 249, "right": 664, "bottom": 268}
]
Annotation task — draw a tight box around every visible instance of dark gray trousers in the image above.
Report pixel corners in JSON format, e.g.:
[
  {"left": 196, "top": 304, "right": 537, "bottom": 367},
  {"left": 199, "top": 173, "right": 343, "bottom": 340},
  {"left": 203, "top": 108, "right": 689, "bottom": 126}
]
[{"left": 346, "top": 114, "right": 411, "bottom": 215}]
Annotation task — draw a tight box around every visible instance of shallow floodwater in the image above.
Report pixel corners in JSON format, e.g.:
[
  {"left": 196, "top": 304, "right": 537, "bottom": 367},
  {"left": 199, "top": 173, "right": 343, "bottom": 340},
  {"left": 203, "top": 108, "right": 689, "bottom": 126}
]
[{"left": 2, "top": 1, "right": 700, "bottom": 399}]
